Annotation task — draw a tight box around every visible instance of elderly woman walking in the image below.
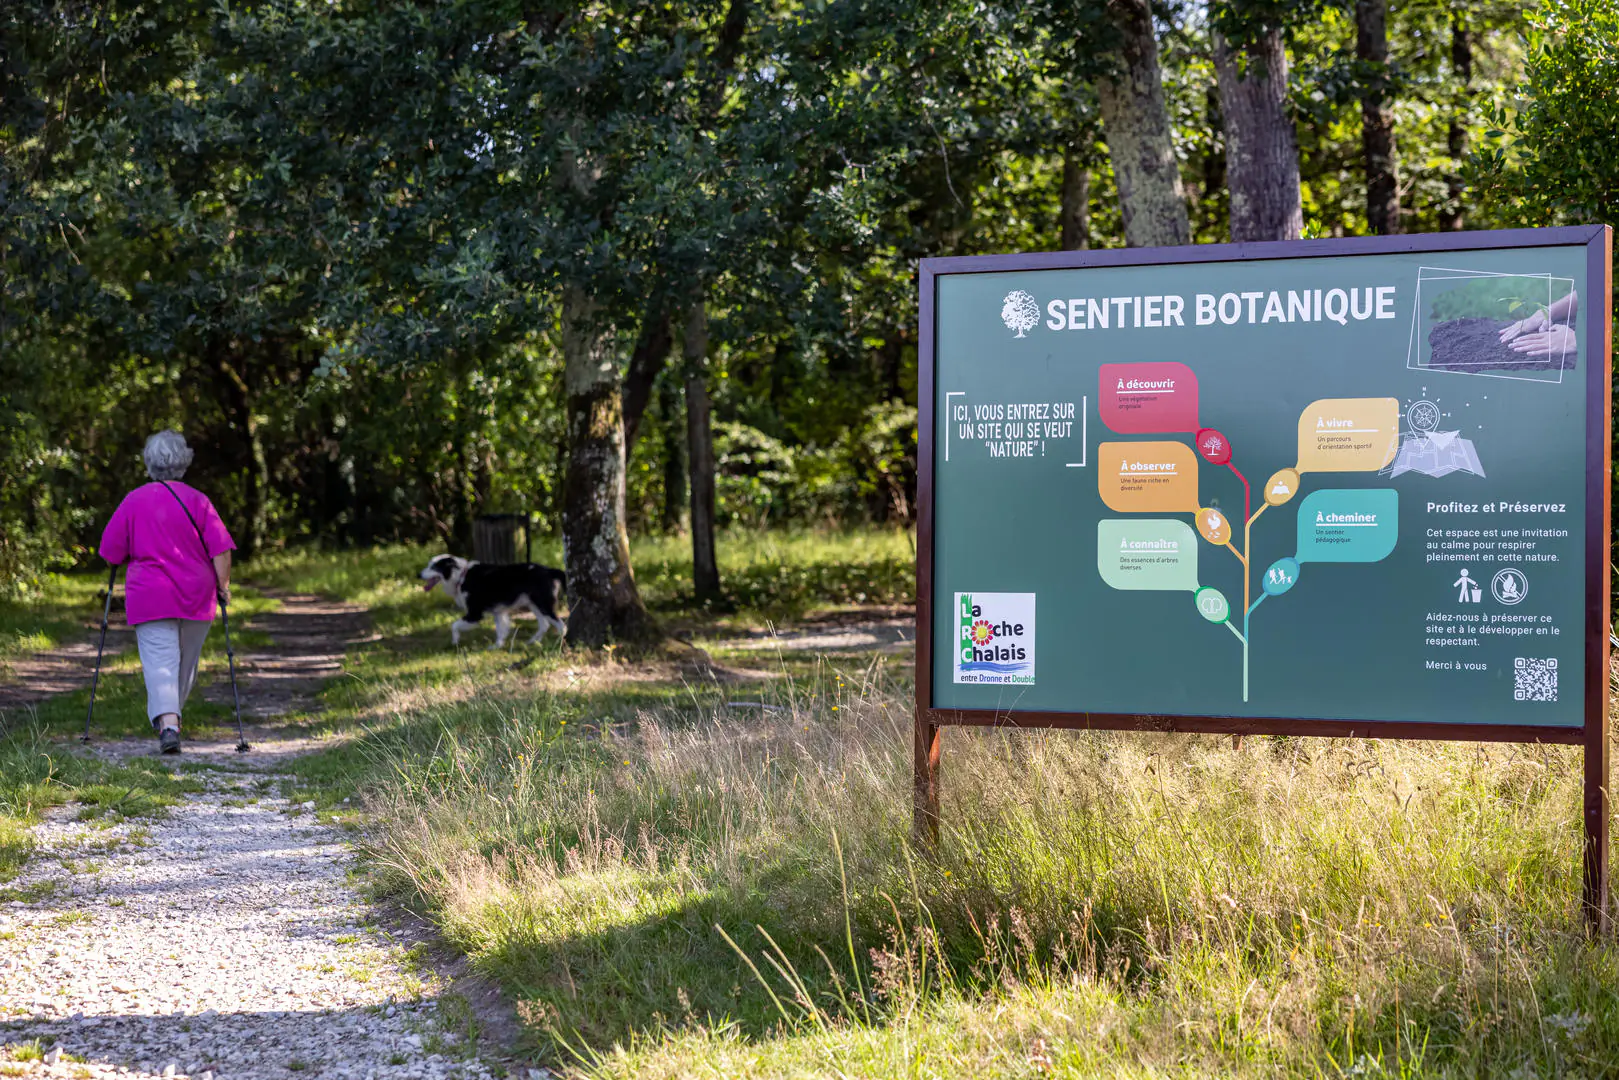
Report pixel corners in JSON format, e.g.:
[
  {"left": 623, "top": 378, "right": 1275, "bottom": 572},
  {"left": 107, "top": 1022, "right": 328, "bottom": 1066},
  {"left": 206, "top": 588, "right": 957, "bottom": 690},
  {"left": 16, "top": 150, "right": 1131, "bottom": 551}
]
[{"left": 99, "top": 431, "right": 236, "bottom": 753}]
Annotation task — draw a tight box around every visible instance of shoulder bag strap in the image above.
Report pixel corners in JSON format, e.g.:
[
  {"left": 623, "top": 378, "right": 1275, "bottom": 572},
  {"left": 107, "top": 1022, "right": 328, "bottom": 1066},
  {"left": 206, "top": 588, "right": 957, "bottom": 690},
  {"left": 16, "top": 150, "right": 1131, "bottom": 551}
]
[{"left": 156, "top": 480, "right": 224, "bottom": 594}]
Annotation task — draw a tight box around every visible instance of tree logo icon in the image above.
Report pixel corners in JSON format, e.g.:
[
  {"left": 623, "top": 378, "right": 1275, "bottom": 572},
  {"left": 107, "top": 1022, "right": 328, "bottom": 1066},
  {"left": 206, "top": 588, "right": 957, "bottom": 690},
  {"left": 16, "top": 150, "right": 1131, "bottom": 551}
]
[{"left": 1001, "top": 290, "right": 1040, "bottom": 338}]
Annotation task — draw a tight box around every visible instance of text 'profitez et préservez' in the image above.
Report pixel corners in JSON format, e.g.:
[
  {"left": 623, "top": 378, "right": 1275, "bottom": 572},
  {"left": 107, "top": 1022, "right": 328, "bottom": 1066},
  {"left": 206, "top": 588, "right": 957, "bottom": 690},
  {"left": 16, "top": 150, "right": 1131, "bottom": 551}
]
[{"left": 1042, "top": 288, "right": 1398, "bottom": 330}]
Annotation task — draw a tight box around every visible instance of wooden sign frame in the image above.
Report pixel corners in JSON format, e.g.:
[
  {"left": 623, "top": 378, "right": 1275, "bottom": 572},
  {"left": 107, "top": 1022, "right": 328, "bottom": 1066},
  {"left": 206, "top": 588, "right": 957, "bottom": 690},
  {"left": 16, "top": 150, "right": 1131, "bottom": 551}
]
[{"left": 914, "top": 226, "right": 1612, "bottom": 931}]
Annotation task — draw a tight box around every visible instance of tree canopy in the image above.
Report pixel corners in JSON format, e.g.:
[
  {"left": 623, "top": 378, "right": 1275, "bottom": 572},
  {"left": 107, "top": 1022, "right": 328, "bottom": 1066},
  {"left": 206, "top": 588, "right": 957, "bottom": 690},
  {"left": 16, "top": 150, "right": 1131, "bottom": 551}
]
[{"left": 3, "top": 0, "right": 1613, "bottom": 623}]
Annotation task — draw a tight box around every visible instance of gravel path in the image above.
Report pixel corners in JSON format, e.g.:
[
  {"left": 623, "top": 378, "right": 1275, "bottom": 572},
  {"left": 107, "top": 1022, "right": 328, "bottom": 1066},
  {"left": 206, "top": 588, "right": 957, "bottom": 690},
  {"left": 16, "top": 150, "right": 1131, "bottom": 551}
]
[
  {"left": 0, "top": 594, "right": 524, "bottom": 1080},
  {"left": 0, "top": 772, "right": 505, "bottom": 1079}
]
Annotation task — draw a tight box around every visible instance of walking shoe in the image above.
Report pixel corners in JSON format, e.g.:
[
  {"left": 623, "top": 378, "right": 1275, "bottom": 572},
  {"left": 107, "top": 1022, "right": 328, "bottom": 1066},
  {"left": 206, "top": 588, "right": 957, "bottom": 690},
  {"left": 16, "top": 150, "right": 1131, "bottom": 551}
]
[{"left": 159, "top": 728, "right": 181, "bottom": 754}]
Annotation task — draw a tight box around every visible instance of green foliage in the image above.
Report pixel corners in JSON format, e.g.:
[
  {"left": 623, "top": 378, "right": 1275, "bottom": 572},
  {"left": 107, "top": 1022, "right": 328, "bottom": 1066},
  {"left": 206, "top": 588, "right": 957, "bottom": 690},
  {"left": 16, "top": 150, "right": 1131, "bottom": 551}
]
[
  {"left": 1473, "top": 0, "right": 1619, "bottom": 226},
  {"left": 0, "top": 0, "right": 1590, "bottom": 588},
  {"left": 690, "top": 405, "right": 916, "bottom": 528}
]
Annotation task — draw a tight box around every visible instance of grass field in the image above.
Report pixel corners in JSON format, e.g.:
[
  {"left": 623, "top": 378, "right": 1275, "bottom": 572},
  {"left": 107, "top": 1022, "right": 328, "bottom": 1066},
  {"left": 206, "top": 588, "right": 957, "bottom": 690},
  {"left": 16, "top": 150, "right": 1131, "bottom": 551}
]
[
  {"left": 247, "top": 527, "right": 915, "bottom": 631},
  {"left": 340, "top": 676, "right": 1619, "bottom": 1077},
  {"left": 4, "top": 529, "right": 1617, "bottom": 1077}
]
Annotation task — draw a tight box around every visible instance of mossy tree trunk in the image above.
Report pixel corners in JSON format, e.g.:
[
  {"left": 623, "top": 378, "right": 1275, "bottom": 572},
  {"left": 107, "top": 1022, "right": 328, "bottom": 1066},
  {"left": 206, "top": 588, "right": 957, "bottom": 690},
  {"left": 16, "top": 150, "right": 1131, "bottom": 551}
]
[
  {"left": 1096, "top": 0, "right": 1189, "bottom": 248},
  {"left": 561, "top": 284, "right": 657, "bottom": 645}
]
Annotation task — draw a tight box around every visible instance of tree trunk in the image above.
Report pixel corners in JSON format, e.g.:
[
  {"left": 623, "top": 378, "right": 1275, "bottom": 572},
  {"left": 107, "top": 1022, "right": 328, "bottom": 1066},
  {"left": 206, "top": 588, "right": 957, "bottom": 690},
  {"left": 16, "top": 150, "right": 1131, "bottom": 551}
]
[
  {"left": 656, "top": 373, "right": 687, "bottom": 533},
  {"left": 1096, "top": 0, "right": 1189, "bottom": 248},
  {"left": 683, "top": 299, "right": 720, "bottom": 601},
  {"left": 1439, "top": 17, "right": 1471, "bottom": 232},
  {"left": 1356, "top": 0, "right": 1399, "bottom": 235},
  {"left": 622, "top": 304, "right": 673, "bottom": 452},
  {"left": 214, "top": 348, "right": 266, "bottom": 558},
  {"left": 561, "top": 284, "right": 657, "bottom": 645},
  {"left": 1202, "top": 85, "right": 1226, "bottom": 203},
  {"left": 452, "top": 361, "right": 479, "bottom": 553},
  {"left": 685, "top": 376, "right": 719, "bottom": 600},
  {"left": 1212, "top": 29, "right": 1303, "bottom": 242},
  {"left": 452, "top": 433, "right": 475, "bottom": 553},
  {"left": 1060, "top": 146, "right": 1090, "bottom": 250}
]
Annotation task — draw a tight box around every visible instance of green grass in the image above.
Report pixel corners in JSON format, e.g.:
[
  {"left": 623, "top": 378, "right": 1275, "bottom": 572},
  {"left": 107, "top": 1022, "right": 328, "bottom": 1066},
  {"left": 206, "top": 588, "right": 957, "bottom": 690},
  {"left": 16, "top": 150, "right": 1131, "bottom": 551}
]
[
  {"left": 247, "top": 527, "right": 914, "bottom": 630},
  {"left": 631, "top": 527, "right": 915, "bottom": 622},
  {"left": 187, "top": 534, "right": 1619, "bottom": 1076},
  {"left": 7, "top": 532, "right": 1617, "bottom": 1076},
  {"left": 284, "top": 642, "right": 1619, "bottom": 1077},
  {"left": 0, "top": 722, "right": 203, "bottom": 889},
  {"left": 0, "top": 573, "right": 104, "bottom": 672}
]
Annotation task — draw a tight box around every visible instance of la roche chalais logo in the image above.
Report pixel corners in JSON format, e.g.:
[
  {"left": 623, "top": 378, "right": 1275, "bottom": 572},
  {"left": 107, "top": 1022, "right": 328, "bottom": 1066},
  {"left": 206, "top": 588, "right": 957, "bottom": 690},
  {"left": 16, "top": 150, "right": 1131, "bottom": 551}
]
[{"left": 1001, "top": 290, "right": 1040, "bottom": 338}]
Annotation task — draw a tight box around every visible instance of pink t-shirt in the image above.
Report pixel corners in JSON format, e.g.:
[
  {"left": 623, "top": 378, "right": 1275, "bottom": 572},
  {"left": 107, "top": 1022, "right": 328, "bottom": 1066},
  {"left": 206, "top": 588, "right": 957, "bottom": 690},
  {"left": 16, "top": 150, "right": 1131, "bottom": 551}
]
[{"left": 99, "top": 482, "right": 236, "bottom": 625}]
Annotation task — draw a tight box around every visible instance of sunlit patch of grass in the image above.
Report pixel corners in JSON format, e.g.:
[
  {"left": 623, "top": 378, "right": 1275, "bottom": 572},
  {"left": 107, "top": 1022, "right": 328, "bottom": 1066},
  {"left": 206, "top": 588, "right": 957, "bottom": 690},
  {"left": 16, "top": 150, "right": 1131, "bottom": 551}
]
[
  {"left": 0, "top": 818, "right": 33, "bottom": 886},
  {"left": 1, "top": 1040, "right": 42, "bottom": 1062},
  {"left": 632, "top": 527, "right": 914, "bottom": 622},
  {"left": 247, "top": 528, "right": 914, "bottom": 636},
  {"left": 70, "top": 760, "right": 203, "bottom": 822},
  {"left": 0, "top": 573, "right": 105, "bottom": 667}
]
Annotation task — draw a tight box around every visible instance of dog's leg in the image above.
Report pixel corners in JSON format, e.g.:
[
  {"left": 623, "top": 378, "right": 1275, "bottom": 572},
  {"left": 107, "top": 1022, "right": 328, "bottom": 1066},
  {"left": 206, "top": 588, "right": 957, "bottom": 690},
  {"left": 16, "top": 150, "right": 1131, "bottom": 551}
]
[
  {"left": 451, "top": 618, "right": 478, "bottom": 646},
  {"left": 529, "top": 614, "right": 564, "bottom": 646},
  {"left": 492, "top": 611, "right": 512, "bottom": 650},
  {"left": 520, "top": 596, "right": 546, "bottom": 645}
]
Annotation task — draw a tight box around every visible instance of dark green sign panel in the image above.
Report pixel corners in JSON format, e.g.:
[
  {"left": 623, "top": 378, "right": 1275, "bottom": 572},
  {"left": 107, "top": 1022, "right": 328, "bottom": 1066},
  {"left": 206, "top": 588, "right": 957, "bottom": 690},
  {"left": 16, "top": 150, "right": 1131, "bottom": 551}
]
[{"left": 917, "top": 230, "right": 1610, "bottom": 741}]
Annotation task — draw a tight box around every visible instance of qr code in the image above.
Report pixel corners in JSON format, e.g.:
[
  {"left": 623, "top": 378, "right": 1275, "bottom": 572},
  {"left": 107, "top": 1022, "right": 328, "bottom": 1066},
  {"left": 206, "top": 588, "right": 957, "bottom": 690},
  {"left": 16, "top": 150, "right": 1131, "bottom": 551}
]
[{"left": 1514, "top": 657, "right": 1558, "bottom": 702}]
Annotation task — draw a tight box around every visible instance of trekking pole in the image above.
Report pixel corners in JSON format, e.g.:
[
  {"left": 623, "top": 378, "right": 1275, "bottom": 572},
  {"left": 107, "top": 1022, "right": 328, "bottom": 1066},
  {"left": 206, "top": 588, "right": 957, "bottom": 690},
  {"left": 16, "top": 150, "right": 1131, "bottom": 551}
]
[
  {"left": 82, "top": 563, "right": 118, "bottom": 744},
  {"left": 217, "top": 586, "right": 250, "bottom": 753}
]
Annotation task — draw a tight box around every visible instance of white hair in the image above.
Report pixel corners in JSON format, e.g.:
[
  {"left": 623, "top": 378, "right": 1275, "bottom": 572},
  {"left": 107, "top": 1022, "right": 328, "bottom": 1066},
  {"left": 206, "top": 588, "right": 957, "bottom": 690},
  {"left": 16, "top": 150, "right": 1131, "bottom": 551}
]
[{"left": 143, "top": 431, "right": 194, "bottom": 481}]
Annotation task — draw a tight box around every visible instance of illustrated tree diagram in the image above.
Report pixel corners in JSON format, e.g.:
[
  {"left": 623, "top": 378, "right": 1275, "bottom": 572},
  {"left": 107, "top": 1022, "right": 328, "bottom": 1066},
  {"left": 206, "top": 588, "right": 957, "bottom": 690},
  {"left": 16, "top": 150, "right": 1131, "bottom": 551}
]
[{"left": 1093, "top": 362, "right": 1401, "bottom": 701}]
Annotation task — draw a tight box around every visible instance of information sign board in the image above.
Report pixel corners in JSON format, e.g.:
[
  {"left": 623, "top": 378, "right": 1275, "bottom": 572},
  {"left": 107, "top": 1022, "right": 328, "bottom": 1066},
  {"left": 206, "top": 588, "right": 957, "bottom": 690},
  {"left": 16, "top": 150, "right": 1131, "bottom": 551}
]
[{"left": 914, "top": 228, "right": 1611, "bottom": 927}]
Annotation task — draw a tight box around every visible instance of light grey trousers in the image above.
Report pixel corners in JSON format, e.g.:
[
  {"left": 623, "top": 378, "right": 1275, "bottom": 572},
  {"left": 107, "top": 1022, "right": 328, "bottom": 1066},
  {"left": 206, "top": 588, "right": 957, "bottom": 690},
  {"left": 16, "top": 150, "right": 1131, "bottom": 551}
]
[{"left": 133, "top": 619, "right": 212, "bottom": 723}]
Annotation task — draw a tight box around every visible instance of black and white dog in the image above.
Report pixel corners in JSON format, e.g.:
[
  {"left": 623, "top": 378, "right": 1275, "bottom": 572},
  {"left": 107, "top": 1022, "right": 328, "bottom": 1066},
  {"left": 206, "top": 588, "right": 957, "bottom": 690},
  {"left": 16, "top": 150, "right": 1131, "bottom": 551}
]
[{"left": 419, "top": 555, "right": 568, "bottom": 648}]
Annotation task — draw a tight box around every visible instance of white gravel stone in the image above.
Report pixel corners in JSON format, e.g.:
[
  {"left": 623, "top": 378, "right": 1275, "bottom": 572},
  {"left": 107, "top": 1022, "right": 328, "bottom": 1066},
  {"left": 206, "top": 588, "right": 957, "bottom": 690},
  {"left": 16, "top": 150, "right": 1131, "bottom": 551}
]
[{"left": 0, "top": 768, "right": 497, "bottom": 1079}]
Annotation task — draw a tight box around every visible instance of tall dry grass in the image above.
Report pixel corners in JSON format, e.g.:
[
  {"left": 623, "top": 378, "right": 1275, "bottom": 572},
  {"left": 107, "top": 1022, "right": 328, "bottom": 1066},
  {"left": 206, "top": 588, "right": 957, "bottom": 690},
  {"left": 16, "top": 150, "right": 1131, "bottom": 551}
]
[{"left": 354, "top": 659, "right": 1619, "bottom": 1075}]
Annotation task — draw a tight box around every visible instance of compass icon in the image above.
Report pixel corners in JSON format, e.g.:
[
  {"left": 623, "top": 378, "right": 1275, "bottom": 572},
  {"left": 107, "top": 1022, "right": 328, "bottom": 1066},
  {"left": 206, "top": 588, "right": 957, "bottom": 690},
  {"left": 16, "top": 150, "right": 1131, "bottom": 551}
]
[{"left": 1407, "top": 399, "right": 1442, "bottom": 433}]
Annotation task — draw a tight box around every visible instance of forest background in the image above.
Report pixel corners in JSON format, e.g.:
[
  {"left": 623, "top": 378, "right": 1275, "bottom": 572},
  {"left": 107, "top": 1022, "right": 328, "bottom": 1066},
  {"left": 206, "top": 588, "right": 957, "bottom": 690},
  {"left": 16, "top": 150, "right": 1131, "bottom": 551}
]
[{"left": 3, "top": 0, "right": 1616, "bottom": 641}]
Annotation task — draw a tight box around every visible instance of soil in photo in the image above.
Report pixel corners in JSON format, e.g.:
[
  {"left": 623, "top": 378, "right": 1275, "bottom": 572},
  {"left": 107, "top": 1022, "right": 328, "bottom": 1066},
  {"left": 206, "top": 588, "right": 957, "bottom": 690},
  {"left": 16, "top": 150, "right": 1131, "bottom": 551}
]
[{"left": 1427, "top": 316, "right": 1578, "bottom": 372}]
